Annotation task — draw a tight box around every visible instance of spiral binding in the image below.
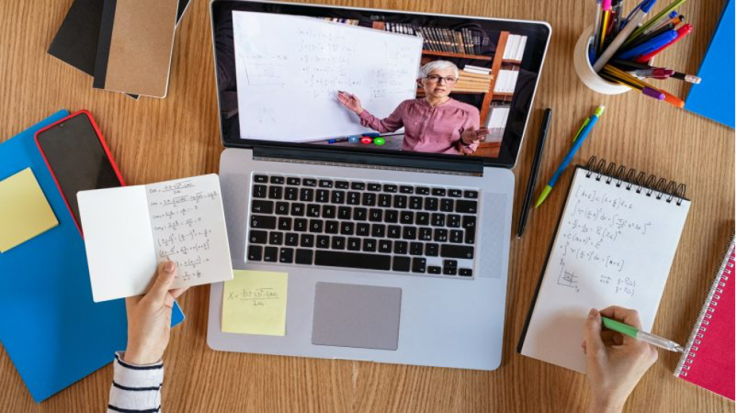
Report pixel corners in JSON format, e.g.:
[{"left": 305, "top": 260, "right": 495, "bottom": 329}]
[
  {"left": 674, "top": 238, "right": 735, "bottom": 378},
  {"left": 583, "top": 156, "right": 687, "bottom": 205}
]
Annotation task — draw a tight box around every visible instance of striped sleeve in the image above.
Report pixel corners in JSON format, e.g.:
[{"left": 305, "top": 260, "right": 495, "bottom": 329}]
[{"left": 107, "top": 352, "right": 164, "bottom": 413}]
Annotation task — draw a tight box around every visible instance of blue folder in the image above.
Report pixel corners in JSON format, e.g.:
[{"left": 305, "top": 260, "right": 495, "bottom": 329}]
[
  {"left": 684, "top": 0, "right": 735, "bottom": 128},
  {"left": 0, "top": 110, "right": 185, "bottom": 403}
]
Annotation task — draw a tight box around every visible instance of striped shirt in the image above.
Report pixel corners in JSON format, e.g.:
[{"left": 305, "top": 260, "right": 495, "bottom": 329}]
[{"left": 107, "top": 352, "right": 163, "bottom": 413}]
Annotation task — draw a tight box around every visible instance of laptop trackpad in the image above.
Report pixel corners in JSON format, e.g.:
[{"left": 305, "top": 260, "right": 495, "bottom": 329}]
[{"left": 312, "top": 282, "right": 401, "bottom": 351}]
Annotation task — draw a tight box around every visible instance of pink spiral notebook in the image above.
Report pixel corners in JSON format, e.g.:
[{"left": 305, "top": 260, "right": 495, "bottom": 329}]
[{"left": 674, "top": 237, "right": 735, "bottom": 401}]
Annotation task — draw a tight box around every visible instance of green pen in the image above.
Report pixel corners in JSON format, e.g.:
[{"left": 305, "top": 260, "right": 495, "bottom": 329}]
[{"left": 601, "top": 316, "right": 684, "bottom": 353}]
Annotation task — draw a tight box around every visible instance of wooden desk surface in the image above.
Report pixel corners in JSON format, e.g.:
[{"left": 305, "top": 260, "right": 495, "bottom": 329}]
[{"left": 0, "top": 0, "right": 733, "bottom": 411}]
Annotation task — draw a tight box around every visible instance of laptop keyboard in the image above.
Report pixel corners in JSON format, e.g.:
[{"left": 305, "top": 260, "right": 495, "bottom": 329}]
[{"left": 246, "top": 173, "right": 479, "bottom": 278}]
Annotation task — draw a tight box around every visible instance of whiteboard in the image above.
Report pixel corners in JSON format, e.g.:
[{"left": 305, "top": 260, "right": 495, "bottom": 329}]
[{"left": 232, "top": 11, "right": 423, "bottom": 142}]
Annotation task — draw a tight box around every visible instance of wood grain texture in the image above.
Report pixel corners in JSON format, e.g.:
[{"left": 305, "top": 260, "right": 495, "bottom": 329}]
[{"left": 0, "top": 0, "right": 733, "bottom": 412}]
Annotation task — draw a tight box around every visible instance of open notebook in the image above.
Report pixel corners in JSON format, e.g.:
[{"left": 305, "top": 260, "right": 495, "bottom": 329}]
[{"left": 518, "top": 157, "right": 691, "bottom": 372}]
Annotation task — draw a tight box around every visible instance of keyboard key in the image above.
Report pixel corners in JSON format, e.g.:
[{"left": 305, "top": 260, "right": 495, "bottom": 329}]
[
  {"left": 264, "top": 246, "right": 278, "bottom": 262},
  {"left": 387, "top": 225, "right": 401, "bottom": 239},
  {"left": 394, "top": 195, "right": 408, "bottom": 209},
  {"left": 356, "top": 223, "right": 370, "bottom": 236},
  {"left": 378, "top": 194, "right": 392, "bottom": 207},
  {"left": 367, "top": 183, "right": 382, "bottom": 191},
  {"left": 278, "top": 217, "right": 292, "bottom": 231},
  {"left": 409, "top": 196, "right": 423, "bottom": 210},
  {"left": 425, "top": 243, "right": 439, "bottom": 256},
  {"left": 285, "top": 233, "right": 299, "bottom": 246},
  {"left": 371, "top": 224, "right": 386, "bottom": 238},
  {"left": 325, "top": 220, "right": 339, "bottom": 234},
  {"left": 410, "top": 242, "right": 423, "bottom": 255},
  {"left": 424, "top": 197, "right": 438, "bottom": 211},
  {"left": 351, "top": 182, "right": 365, "bottom": 190},
  {"left": 441, "top": 245, "right": 474, "bottom": 259},
  {"left": 448, "top": 189, "right": 462, "bottom": 197},
  {"left": 412, "top": 258, "right": 427, "bottom": 273},
  {"left": 363, "top": 238, "right": 377, "bottom": 252},
  {"left": 464, "top": 190, "right": 479, "bottom": 199},
  {"left": 331, "top": 190, "right": 345, "bottom": 204},
  {"left": 456, "top": 200, "right": 478, "bottom": 214},
  {"left": 416, "top": 212, "right": 429, "bottom": 226},
  {"left": 338, "top": 207, "right": 351, "bottom": 220},
  {"left": 316, "top": 189, "right": 330, "bottom": 203},
  {"left": 444, "top": 259, "right": 458, "bottom": 267},
  {"left": 248, "top": 245, "right": 262, "bottom": 261},
  {"left": 450, "top": 230, "right": 463, "bottom": 243},
  {"left": 303, "top": 178, "right": 317, "bottom": 187},
  {"left": 462, "top": 216, "right": 476, "bottom": 229},
  {"left": 400, "top": 185, "right": 414, "bottom": 194},
  {"left": 440, "top": 199, "right": 454, "bottom": 212},
  {"left": 322, "top": 205, "right": 336, "bottom": 218},
  {"left": 335, "top": 181, "right": 349, "bottom": 189},
  {"left": 285, "top": 187, "right": 298, "bottom": 201},
  {"left": 416, "top": 187, "right": 430, "bottom": 195},
  {"left": 307, "top": 204, "right": 320, "bottom": 217},
  {"left": 459, "top": 268, "right": 473, "bottom": 277},
  {"left": 279, "top": 248, "right": 294, "bottom": 263},
  {"left": 400, "top": 211, "right": 414, "bottom": 224},
  {"left": 309, "top": 220, "right": 323, "bottom": 233},
  {"left": 383, "top": 184, "right": 397, "bottom": 193},
  {"left": 434, "top": 228, "right": 448, "bottom": 242},
  {"left": 347, "top": 192, "right": 361, "bottom": 205},
  {"left": 347, "top": 237, "right": 361, "bottom": 251},
  {"left": 431, "top": 213, "right": 445, "bottom": 226},
  {"left": 287, "top": 177, "right": 301, "bottom": 185},
  {"left": 300, "top": 188, "right": 314, "bottom": 202},
  {"left": 268, "top": 186, "right": 283, "bottom": 200},
  {"left": 428, "top": 266, "right": 441, "bottom": 274},
  {"left": 354, "top": 208, "right": 367, "bottom": 221},
  {"left": 294, "top": 219, "right": 308, "bottom": 232},
  {"left": 340, "top": 222, "right": 354, "bottom": 235},
  {"left": 465, "top": 227, "right": 476, "bottom": 244},
  {"left": 300, "top": 234, "right": 315, "bottom": 248},
  {"left": 447, "top": 214, "right": 461, "bottom": 227},
  {"left": 249, "top": 230, "right": 268, "bottom": 244},
  {"left": 443, "top": 267, "right": 457, "bottom": 276},
  {"left": 316, "top": 251, "right": 391, "bottom": 270},
  {"left": 316, "top": 235, "right": 330, "bottom": 249},
  {"left": 270, "top": 176, "right": 284, "bottom": 184},
  {"left": 296, "top": 249, "right": 314, "bottom": 264},
  {"left": 269, "top": 232, "right": 283, "bottom": 245},
  {"left": 419, "top": 227, "right": 432, "bottom": 241},
  {"left": 291, "top": 203, "right": 305, "bottom": 216},
  {"left": 392, "top": 256, "right": 411, "bottom": 272},
  {"left": 254, "top": 175, "right": 268, "bottom": 183},
  {"left": 394, "top": 241, "right": 408, "bottom": 254},
  {"left": 385, "top": 210, "right": 399, "bottom": 223},
  {"left": 319, "top": 179, "right": 333, "bottom": 188},
  {"left": 361, "top": 192, "right": 376, "bottom": 206},
  {"left": 368, "top": 209, "right": 383, "bottom": 222},
  {"left": 253, "top": 185, "right": 267, "bottom": 198},
  {"left": 378, "top": 239, "right": 392, "bottom": 253},
  {"left": 331, "top": 236, "right": 346, "bottom": 250},
  {"left": 251, "top": 200, "right": 274, "bottom": 214},
  {"left": 275, "top": 202, "right": 289, "bottom": 215},
  {"left": 251, "top": 215, "right": 276, "bottom": 229},
  {"left": 432, "top": 188, "right": 446, "bottom": 196},
  {"left": 402, "top": 226, "right": 417, "bottom": 240}
]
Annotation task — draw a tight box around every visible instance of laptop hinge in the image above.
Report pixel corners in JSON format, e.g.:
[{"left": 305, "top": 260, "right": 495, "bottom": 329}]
[{"left": 253, "top": 146, "right": 484, "bottom": 176}]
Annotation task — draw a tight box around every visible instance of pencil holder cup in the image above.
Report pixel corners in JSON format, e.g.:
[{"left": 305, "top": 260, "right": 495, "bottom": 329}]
[{"left": 574, "top": 25, "right": 631, "bottom": 95}]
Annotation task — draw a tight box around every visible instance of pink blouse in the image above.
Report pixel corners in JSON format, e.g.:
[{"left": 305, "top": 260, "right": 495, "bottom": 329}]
[{"left": 358, "top": 98, "right": 481, "bottom": 155}]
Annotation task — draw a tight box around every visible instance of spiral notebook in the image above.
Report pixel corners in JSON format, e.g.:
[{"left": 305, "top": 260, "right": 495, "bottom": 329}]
[
  {"left": 518, "top": 157, "right": 691, "bottom": 373},
  {"left": 674, "top": 238, "right": 734, "bottom": 401}
]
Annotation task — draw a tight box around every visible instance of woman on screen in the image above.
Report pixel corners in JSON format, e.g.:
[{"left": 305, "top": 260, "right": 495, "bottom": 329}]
[{"left": 338, "top": 60, "right": 489, "bottom": 155}]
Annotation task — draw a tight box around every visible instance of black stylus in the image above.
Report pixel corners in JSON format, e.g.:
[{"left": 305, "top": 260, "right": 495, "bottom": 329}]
[{"left": 517, "top": 108, "right": 552, "bottom": 238}]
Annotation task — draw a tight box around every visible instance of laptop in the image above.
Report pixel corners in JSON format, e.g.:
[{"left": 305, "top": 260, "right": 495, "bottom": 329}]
[{"left": 207, "top": 0, "right": 551, "bottom": 370}]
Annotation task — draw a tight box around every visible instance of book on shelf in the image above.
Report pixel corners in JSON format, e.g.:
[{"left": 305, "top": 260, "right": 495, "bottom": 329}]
[
  {"left": 464, "top": 64, "right": 491, "bottom": 75},
  {"left": 494, "top": 69, "right": 519, "bottom": 94},
  {"left": 503, "top": 34, "right": 527, "bottom": 61},
  {"left": 382, "top": 24, "right": 490, "bottom": 56}
]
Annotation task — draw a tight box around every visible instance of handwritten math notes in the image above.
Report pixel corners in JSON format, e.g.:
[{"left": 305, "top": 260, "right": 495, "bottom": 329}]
[
  {"left": 520, "top": 167, "right": 690, "bottom": 373},
  {"left": 222, "top": 270, "right": 288, "bottom": 336},
  {"left": 78, "top": 174, "right": 233, "bottom": 302}
]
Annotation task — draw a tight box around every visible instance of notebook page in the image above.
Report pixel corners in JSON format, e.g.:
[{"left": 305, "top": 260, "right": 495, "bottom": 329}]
[
  {"left": 521, "top": 167, "right": 690, "bottom": 372},
  {"left": 145, "top": 174, "right": 233, "bottom": 289}
]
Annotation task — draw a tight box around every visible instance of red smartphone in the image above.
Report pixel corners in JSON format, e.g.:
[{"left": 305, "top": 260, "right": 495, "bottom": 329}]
[{"left": 35, "top": 110, "right": 125, "bottom": 235}]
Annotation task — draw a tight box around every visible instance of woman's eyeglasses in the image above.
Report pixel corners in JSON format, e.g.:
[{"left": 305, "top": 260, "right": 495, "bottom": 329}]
[{"left": 424, "top": 75, "right": 458, "bottom": 85}]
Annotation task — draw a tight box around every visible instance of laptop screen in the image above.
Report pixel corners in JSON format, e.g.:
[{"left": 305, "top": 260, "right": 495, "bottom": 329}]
[{"left": 212, "top": 1, "right": 550, "bottom": 167}]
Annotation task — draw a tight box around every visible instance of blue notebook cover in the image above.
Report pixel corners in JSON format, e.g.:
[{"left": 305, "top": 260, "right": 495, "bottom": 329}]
[
  {"left": 0, "top": 110, "right": 184, "bottom": 403},
  {"left": 684, "top": 0, "right": 735, "bottom": 128}
]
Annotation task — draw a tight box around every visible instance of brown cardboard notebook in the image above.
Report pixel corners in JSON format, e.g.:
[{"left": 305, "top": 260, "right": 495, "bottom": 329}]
[{"left": 93, "top": 0, "right": 179, "bottom": 98}]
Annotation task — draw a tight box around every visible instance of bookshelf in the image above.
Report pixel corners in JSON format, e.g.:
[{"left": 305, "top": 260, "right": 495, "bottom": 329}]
[{"left": 421, "top": 50, "right": 491, "bottom": 61}]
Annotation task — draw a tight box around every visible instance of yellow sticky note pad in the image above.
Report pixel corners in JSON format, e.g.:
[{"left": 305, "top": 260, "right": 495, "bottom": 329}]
[
  {"left": 222, "top": 270, "right": 288, "bottom": 336},
  {"left": 0, "top": 168, "right": 58, "bottom": 253}
]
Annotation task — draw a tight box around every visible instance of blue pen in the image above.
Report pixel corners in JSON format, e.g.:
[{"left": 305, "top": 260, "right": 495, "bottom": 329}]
[
  {"left": 535, "top": 106, "right": 605, "bottom": 207},
  {"left": 616, "top": 30, "right": 678, "bottom": 59}
]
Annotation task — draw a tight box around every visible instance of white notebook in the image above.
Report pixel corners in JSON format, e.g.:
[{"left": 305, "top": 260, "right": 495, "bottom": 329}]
[
  {"left": 78, "top": 174, "right": 233, "bottom": 302},
  {"left": 518, "top": 159, "right": 691, "bottom": 372}
]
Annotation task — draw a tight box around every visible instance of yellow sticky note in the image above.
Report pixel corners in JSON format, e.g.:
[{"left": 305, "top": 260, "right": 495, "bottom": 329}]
[
  {"left": 0, "top": 168, "right": 58, "bottom": 252},
  {"left": 222, "top": 270, "right": 288, "bottom": 336}
]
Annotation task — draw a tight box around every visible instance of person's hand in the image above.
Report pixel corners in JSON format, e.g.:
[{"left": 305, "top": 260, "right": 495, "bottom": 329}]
[
  {"left": 337, "top": 91, "right": 364, "bottom": 115},
  {"left": 582, "top": 307, "right": 658, "bottom": 413},
  {"left": 461, "top": 126, "right": 488, "bottom": 146},
  {"left": 123, "top": 261, "right": 188, "bottom": 365}
]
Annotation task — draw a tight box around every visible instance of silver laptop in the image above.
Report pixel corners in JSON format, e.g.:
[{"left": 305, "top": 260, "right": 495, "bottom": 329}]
[{"left": 207, "top": 0, "right": 551, "bottom": 370}]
